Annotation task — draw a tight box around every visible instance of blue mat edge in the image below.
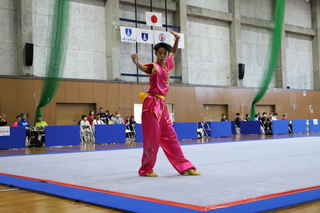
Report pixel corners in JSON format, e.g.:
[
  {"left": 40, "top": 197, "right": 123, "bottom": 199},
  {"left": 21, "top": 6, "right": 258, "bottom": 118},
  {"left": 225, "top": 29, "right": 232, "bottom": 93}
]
[
  {"left": 209, "top": 189, "right": 320, "bottom": 212},
  {"left": 1, "top": 174, "right": 320, "bottom": 213},
  {"left": 0, "top": 174, "right": 200, "bottom": 213}
]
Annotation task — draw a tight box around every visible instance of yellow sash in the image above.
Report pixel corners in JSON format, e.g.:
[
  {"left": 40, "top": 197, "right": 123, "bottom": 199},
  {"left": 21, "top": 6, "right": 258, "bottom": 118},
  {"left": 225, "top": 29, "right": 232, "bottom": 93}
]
[{"left": 139, "top": 92, "right": 164, "bottom": 103}]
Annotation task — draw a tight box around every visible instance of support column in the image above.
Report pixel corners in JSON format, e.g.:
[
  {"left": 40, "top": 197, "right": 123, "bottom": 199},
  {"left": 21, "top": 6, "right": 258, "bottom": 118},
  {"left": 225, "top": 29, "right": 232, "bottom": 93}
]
[
  {"left": 105, "top": 0, "right": 121, "bottom": 80},
  {"left": 275, "top": 2, "right": 287, "bottom": 89},
  {"left": 174, "top": 0, "right": 188, "bottom": 83},
  {"left": 17, "top": 0, "right": 33, "bottom": 76},
  {"left": 311, "top": 0, "right": 320, "bottom": 90},
  {"left": 229, "top": 0, "right": 242, "bottom": 86}
]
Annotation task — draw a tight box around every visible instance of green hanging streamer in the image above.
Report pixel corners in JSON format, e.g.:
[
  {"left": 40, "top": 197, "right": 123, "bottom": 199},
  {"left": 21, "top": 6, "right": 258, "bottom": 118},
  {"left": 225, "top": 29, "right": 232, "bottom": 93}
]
[
  {"left": 250, "top": 0, "right": 285, "bottom": 120},
  {"left": 34, "top": 0, "right": 70, "bottom": 124}
]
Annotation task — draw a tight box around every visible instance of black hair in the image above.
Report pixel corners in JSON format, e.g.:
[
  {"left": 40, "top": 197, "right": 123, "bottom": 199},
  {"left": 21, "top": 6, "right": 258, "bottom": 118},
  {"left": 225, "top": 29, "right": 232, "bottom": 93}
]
[
  {"left": 154, "top": 42, "right": 172, "bottom": 53},
  {"left": 16, "top": 115, "right": 21, "bottom": 119},
  {"left": 20, "top": 113, "right": 25, "bottom": 117},
  {"left": 37, "top": 115, "right": 42, "bottom": 118},
  {"left": 236, "top": 113, "right": 240, "bottom": 116},
  {"left": 81, "top": 115, "right": 87, "bottom": 119},
  {"left": 222, "top": 114, "right": 225, "bottom": 117}
]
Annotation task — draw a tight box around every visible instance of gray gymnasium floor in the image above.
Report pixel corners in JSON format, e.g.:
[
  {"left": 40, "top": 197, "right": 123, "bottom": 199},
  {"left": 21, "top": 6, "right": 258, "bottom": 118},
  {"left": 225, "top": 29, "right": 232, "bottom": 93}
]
[{"left": 0, "top": 137, "right": 319, "bottom": 207}]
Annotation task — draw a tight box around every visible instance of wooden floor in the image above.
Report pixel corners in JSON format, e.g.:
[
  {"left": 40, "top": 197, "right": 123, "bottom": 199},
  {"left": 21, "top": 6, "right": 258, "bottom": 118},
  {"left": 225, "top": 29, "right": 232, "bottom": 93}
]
[
  {"left": 0, "top": 185, "right": 124, "bottom": 213},
  {"left": 1, "top": 134, "right": 320, "bottom": 213}
]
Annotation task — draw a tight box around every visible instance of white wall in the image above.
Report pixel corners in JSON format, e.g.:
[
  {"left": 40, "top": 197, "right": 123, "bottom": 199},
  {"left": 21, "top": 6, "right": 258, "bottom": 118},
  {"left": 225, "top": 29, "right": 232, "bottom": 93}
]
[
  {"left": 187, "top": 17, "right": 230, "bottom": 86},
  {"left": 285, "top": 0, "right": 311, "bottom": 28},
  {"left": 0, "top": 1, "right": 18, "bottom": 75},
  {"left": 32, "top": 0, "right": 106, "bottom": 79},
  {"left": 32, "top": 0, "right": 51, "bottom": 77},
  {"left": 240, "top": 0, "right": 273, "bottom": 20},
  {"left": 286, "top": 33, "right": 313, "bottom": 89},
  {"left": 186, "top": 0, "right": 228, "bottom": 13},
  {"left": 241, "top": 25, "right": 276, "bottom": 88}
]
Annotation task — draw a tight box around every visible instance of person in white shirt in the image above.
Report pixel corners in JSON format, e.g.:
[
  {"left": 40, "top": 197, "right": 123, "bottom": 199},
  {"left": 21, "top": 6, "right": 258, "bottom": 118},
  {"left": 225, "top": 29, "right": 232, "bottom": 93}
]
[
  {"left": 93, "top": 114, "right": 104, "bottom": 125},
  {"left": 271, "top": 113, "right": 278, "bottom": 121},
  {"left": 92, "top": 114, "right": 104, "bottom": 132},
  {"left": 80, "top": 115, "right": 94, "bottom": 142}
]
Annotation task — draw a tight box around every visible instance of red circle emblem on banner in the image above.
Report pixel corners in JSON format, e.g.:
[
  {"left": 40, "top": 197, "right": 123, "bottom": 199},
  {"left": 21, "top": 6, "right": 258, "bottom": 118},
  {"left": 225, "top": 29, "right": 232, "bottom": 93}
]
[{"left": 151, "top": 15, "right": 158, "bottom": 23}]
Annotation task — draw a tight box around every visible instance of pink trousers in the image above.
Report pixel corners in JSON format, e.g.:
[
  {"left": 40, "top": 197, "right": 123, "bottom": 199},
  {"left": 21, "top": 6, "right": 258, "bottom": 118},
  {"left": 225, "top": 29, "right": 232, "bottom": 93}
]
[{"left": 138, "top": 95, "right": 195, "bottom": 176}]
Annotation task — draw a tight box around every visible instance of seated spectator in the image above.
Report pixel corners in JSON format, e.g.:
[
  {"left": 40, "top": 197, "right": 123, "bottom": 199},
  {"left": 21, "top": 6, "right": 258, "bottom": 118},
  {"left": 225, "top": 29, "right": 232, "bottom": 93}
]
[
  {"left": 124, "top": 116, "right": 130, "bottom": 124},
  {"left": 0, "top": 115, "right": 7, "bottom": 126},
  {"left": 271, "top": 113, "right": 278, "bottom": 121},
  {"left": 93, "top": 114, "right": 104, "bottom": 125},
  {"left": 18, "top": 113, "right": 35, "bottom": 141},
  {"left": 35, "top": 115, "right": 48, "bottom": 142},
  {"left": 88, "top": 110, "right": 95, "bottom": 125},
  {"left": 245, "top": 114, "right": 250, "bottom": 121},
  {"left": 221, "top": 114, "right": 227, "bottom": 121},
  {"left": 257, "top": 112, "right": 262, "bottom": 121},
  {"left": 92, "top": 114, "right": 104, "bottom": 132},
  {"left": 108, "top": 114, "right": 115, "bottom": 124},
  {"left": 129, "top": 116, "right": 136, "bottom": 126},
  {"left": 260, "top": 112, "right": 268, "bottom": 134},
  {"left": 105, "top": 110, "right": 111, "bottom": 123},
  {"left": 282, "top": 113, "right": 288, "bottom": 120},
  {"left": 12, "top": 115, "right": 21, "bottom": 126},
  {"left": 35, "top": 115, "right": 48, "bottom": 130},
  {"left": 260, "top": 112, "right": 267, "bottom": 126},
  {"left": 114, "top": 111, "right": 124, "bottom": 124},
  {"left": 265, "top": 117, "right": 272, "bottom": 134},
  {"left": 235, "top": 113, "right": 241, "bottom": 134},
  {"left": 80, "top": 115, "right": 94, "bottom": 142},
  {"left": 97, "top": 107, "right": 107, "bottom": 123},
  {"left": 269, "top": 112, "right": 274, "bottom": 119},
  {"left": 126, "top": 116, "right": 136, "bottom": 138}
]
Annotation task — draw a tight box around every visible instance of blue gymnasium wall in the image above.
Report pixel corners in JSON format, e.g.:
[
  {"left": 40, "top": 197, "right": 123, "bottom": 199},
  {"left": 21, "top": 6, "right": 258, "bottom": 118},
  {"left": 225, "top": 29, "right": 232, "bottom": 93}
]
[
  {"left": 46, "top": 125, "right": 81, "bottom": 146},
  {"left": 0, "top": 127, "right": 25, "bottom": 149},
  {"left": 95, "top": 124, "right": 126, "bottom": 144}
]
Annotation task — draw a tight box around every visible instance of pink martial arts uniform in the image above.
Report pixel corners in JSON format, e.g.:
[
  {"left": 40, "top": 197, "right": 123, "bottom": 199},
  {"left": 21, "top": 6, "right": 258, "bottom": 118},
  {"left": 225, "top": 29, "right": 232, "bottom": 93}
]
[{"left": 138, "top": 53, "right": 196, "bottom": 176}]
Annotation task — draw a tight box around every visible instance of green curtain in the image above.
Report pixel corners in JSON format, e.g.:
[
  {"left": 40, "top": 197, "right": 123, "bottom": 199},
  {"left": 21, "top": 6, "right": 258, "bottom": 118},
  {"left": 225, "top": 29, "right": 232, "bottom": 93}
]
[
  {"left": 34, "top": 0, "right": 70, "bottom": 124},
  {"left": 250, "top": 0, "right": 286, "bottom": 120}
]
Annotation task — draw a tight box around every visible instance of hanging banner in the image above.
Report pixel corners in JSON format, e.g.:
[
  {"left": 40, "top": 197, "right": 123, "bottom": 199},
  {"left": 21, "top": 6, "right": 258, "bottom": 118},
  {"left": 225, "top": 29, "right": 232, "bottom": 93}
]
[
  {"left": 169, "top": 33, "right": 185, "bottom": 49},
  {"left": 136, "top": 28, "right": 154, "bottom": 44},
  {"left": 153, "top": 30, "right": 170, "bottom": 45},
  {"left": 0, "top": 127, "right": 10, "bottom": 136},
  {"left": 120, "top": 26, "right": 137, "bottom": 43},
  {"left": 145, "top": 12, "right": 162, "bottom": 27}
]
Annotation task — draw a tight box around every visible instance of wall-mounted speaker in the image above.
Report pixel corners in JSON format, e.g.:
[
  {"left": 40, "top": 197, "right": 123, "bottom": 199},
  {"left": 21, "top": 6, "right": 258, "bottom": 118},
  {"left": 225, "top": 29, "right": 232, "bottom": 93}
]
[
  {"left": 25, "top": 43, "right": 34, "bottom": 66},
  {"left": 238, "top": 63, "right": 245, "bottom": 80}
]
